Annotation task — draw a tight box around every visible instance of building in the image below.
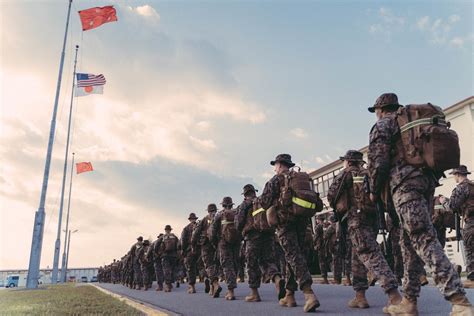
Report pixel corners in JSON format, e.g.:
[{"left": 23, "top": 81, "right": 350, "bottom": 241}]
[
  {"left": 0, "top": 267, "right": 99, "bottom": 287},
  {"left": 309, "top": 96, "right": 474, "bottom": 268}
]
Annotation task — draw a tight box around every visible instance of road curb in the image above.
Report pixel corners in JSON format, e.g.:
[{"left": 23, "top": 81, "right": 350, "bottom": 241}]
[{"left": 91, "top": 284, "right": 172, "bottom": 316}]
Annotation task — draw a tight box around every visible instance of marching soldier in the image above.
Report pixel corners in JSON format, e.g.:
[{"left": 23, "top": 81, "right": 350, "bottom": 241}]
[
  {"left": 314, "top": 214, "right": 330, "bottom": 284},
  {"left": 150, "top": 234, "right": 165, "bottom": 291},
  {"left": 440, "top": 165, "right": 474, "bottom": 288},
  {"left": 367, "top": 93, "right": 471, "bottom": 315},
  {"left": 327, "top": 149, "right": 401, "bottom": 310},
  {"left": 210, "top": 197, "right": 241, "bottom": 300},
  {"left": 138, "top": 240, "right": 153, "bottom": 290},
  {"left": 236, "top": 184, "right": 285, "bottom": 302},
  {"left": 181, "top": 212, "right": 200, "bottom": 293},
  {"left": 130, "top": 236, "right": 144, "bottom": 290},
  {"left": 192, "top": 204, "right": 221, "bottom": 297},
  {"left": 157, "top": 225, "right": 179, "bottom": 292},
  {"left": 258, "top": 154, "right": 321, "bottom": 312}
]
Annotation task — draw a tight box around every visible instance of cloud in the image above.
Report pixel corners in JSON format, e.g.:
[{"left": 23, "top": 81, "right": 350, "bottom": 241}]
[
  {"left": 415, "top": 14, "right": 469, "bottom": 48},
  {"left": 126, "top": 4, "right": 160, "bottom": 21},
  {"left": 315, "top": 156, "right": 325, "bottom": 164},
  {"left": 369, "top": 7, "right": 405, "bottom": 41},
  {"left": 290, "top": 128, "right": 308, "bottom": 139}
]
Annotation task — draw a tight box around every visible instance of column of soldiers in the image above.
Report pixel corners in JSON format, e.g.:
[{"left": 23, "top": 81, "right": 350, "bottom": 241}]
[{"left": 98, "top": 92, "right": 474, "bottom": 316}]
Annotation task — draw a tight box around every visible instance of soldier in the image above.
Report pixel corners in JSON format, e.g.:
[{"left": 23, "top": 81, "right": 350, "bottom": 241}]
[
  {"left": 327, "top": 149, "right": 401, "bottom": 310},
  {"left": 210, "top": 196, "right": 241, "bottom": 300},
  {"left": 367, "top": 93, "right": 471, "bottom": 315},
  {"left": 110, "top": 259, "right": 118, "bottom": 284},
  {"left": 386, "top": 215, "right": 403, "bottom": 285},
  {"left": 325, "top": 215, "right": 342, "bottom": 284},
  {"left": 432, "top": 196, "right": 453, "bottom": 249},
  {"left": 235, "top": 184, "right": 285, "bottom": 302},
  {"left": 157, "top": 225, "right": 179, "bottom": 292},
  {"left": 181, "top": 212, "right": 200, "bottom": 294},
  {"left": 258, "top": 154, "right": 320, "bottom": 312},
  {"left": 314, "top": 214, "right": 330, "bottom": 284},
  {"left": 440, "top": 165, "right": 474, "bottom": 288},
  {"left": 191, "top": 204, "right": 221, "bottom": 297},
  {"left": 138, "top": 240, "right": 153, "bottom": 290},
  {"left": 125, "top": 251, "right": 134, "bottom": 288},
  {"left": 237, "top": 240, "right": 246, "bottom": 283},
  {"left": 150, "top": 234, "right": 165, "bottom": 291},
  {"left": 130, "top": 236, "right": 144, "bottom": 290}
]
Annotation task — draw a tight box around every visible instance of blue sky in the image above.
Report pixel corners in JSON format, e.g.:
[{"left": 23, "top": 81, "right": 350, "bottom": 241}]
[{"left": 0, "top": 0, "right": 472, "bottom": 269}]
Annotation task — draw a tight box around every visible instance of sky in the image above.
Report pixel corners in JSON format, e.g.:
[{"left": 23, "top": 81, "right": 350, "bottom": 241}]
[{"left": 0, "top": 0, "right": 472, "bottom": 270}]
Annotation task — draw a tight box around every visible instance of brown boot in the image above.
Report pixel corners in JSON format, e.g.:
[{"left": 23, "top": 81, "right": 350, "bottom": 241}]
[
  {"left": 225, "top": 288, "right": 236, "bottom": 301},
  {"left": 302, "top": 284, "right": 320, "bottom": 313},
  {"left": 463, "top": 280, "right": 474, "bottom": 289},
  {"left": 143, "top": 285, "right": 148, "bottom": 291},
  {"left": 383, "top": 288, "right": 402, "bottom": 313},
  {"left": 164, "top": 283, "right": 172, "bottom": 292},
  {"left": 319, "top": 276, "right": 329, "bottom": 284},
  {"left": 273, "top": 275, "right": 286, "bottom": 300},
  {"left": 332, "top": 278, "right": 342, "bottom": 285},
  {"left": 156, "top": 283, "right": 163, "bottom": 291},
  {"left": 449, "top": 293, "right": 474, "bottom": 316},
  {"left": 343, "top": 275, "right": 352, "bottom": 286},
  {"left": 368, "top": 271, "right": 377, "bottom": 286},
  {"left": 204, "top": 279, "right": 210, "bottom": 293},
  {"left": 245, "top": 288, "right": 261, "bottom": 302},
  {"left": 348, "top": 290, "right": 369, "bottom": 308},
  {"left": 187, "top": 284, "right": 196, "bottom": 294},
  {"left": 212, "top": 280, "right": 222, "bottom": 298},
  {"left": 385, "top": 297, "right": 418, "bottom": 316},
  {"left": 209, "top": 283, "right": 214, "bottom": 297},
  {"left": 420, "top": 275, "right": 429, "bottom": 286},
  {"left": 279, "top": 289, "right": 297, "bottom": 307}
]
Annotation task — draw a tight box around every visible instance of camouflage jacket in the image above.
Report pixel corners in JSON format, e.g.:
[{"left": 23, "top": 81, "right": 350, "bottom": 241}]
[
  {"left": 446, "top": 179, "right": 474, "bottom": 219},
  {"left": 236, "top": 196, "right": 259, "bottom": 237},
  {"left": 181, "top": 222, "right": 197, "bottom": 253},
  {"left": 368, "top": 112, "right": 424, "bottom": 204},
  {"left": 137, "top": 244, "right": 150, "bottom": 265},
  {"left": 313, "top": 222, "right": 324, "bottom": 250},
  {"left": 258, "top": 173, "right": 284, "bottom": 210}
]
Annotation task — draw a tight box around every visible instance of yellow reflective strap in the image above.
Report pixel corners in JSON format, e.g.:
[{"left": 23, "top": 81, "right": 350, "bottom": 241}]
[
  {"left": 221, "top": 220, "right": 234, "bottom": 225},
  {"left": 353, "top": 176, "right": 365, "bottom": 183},
  {"left": 434, "top": 205, "right": 445, "bottom": 210},
  {"left": 252, "top": 208, "right": 265, "bottom": 217},
  {"left": 292, "top": 197, "right": 316, "bottom": 209}
]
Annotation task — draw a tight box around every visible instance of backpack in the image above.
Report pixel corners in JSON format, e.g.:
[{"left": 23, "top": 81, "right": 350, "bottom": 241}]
[
  {"left": 221, "top": 209, "right": 240, "bottom": 244},
  {"left": 161, "top": 234, "right": 178, "bottom": 253},
  {"left": 280, "top": 170, "right": 323, "bottom": 217},
  {"left": 251, "top": 200, "right": 273, "bottom": 232},
  {"left": 396, "top": 104, "right": 460, "bottom": 172},
  {"left": 351, "top": 170, "right": 376, "bottom": 213}
]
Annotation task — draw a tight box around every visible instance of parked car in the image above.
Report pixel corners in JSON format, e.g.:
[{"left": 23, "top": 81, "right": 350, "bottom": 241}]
[
  {"left": 68, "top": 276, "right": 76, "bottom": 282},
  {"left": 6, "top": 276, "right": 19, "bottom": 288},
  {"left": 81, "top": 276, "right": 88, "bottom": 283},
  {"left": 90, "top": 276, "right": 98, "bottom": 283}
]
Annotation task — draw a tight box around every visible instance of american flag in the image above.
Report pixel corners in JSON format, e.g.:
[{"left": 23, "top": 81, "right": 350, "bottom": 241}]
[{"left": 76, "top": 73, "right": 106, "bottom": 87}]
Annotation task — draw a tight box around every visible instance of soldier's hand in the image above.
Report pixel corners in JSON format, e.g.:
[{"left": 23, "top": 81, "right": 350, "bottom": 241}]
[{"left": 439, "top": 196, "right": 446, "bottom": 203}]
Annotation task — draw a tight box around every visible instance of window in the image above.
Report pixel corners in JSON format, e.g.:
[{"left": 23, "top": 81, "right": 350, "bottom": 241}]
[{"left": 313, "top": 167, "right": 343, "bottom": 198}]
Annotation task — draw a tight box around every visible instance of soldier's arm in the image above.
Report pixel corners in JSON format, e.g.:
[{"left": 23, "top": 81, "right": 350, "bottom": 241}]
[
  {"left": 236, "top": 199, "right": 252, "bottom": 232},
  {"left": 368, "top": 121, "right": 392, "bottom": 195},
  {"left": 447, "top": 184, "right": 469, "bottom": 212},
  {"left": 191, "top": 220, "right": 202, "bottom": 246},
  {"left": 210, "top": 213, "right": 221, "bottom": 245},
  {"left": 180, "top": 227, "right": 189, "bottom": 251},
  {"left": 327, "top": 170, "right": 346, "bottom": 205},
  {"left": 258, "top": 175, "right": 280, "bottom": 210}
]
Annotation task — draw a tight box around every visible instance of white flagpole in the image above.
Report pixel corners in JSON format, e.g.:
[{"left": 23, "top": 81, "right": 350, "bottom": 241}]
[{"left": 26, "top": 0, "right": 73, "bottom": 289}]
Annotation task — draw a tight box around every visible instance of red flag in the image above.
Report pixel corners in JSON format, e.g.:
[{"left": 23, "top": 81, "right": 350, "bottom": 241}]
[
  {"left": 78, "top": 6, "right": 117, "bottom": 31},
  {"left": 76, "top": 162, "right": 93, "bottom": 174}
]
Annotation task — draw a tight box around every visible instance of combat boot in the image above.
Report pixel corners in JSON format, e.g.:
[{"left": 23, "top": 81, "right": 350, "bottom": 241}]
[
  {"left": 319, "top": 276, "right": 329, "bottom": 284},
  {"left": 302, "top": 284, "right": 320, "bottom": 313},
  {"left": 176, "top": 281, "right": 180, "bottom": 288},
  {"left": 348, "top": 290, "right": 369, "bottom": 308},
  {"left": 156, "top": 283, "right": 163, "bottom": 291},
  {"left": 383, "top": 288, "right": 402, "bottom": 313},
  {"left": 164, "top": 283, "right": 172, "bottom": 292},
  {"left": 279, "top": 289, "right": 297, "bottom": 307},
  {"left": 419, "top": 275, "right": 429, "bottom": 286},
  {"left": 463, "top": 280, "right": 474, "bottom": 289},
  {"left": 343, "top": 275, "right": 352, "bottom": 286},
  {"left": 273, "top": 275, "right": 286, "bottom": 300},
  {"left": 332, "top": 278, "right": 342, "bottom": 285},
  {"left": 245, "top": 288, "right": 261, "bottom": 302},
  {"left": 385, "top": 297, "right": 418, "bottom": 316},
  {"left": 225, "top": 289, "right": 236, "bottom": 301},
  {"left": 187, "top": 284, "right": 196, "bottom": 294},
  {"left": 368, "top": 271, "right": 377, "bottom": 286},
  {"left": 212, "top": 280, "right": 222, "bottom": 298},
  {"left": 143, "top": 285, "right": 148, "bottom": 291},
  {"left": 204, "top": 279, "right": 211, "bottom": 293},
  {"left": 449, "top": 293, "right": 474, "bottom": 316}
]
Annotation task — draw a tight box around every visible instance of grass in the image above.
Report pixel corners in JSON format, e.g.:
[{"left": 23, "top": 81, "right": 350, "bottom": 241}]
[{"left": 0, "top": 283, "right": 143, "bottom": 315}]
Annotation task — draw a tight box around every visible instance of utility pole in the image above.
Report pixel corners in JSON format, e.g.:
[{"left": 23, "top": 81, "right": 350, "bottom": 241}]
[
  {"left": 52, "top": 45, "right": 79, "bottom": 284},
  {"left": 65, "top": 229, "right": 78, "bottom": 282},
  {"left": 26, "top": 0, "right": 73, "bottom": 289}
]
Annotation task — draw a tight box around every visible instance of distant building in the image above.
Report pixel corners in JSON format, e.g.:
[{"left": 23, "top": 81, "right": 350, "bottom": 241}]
[
  {"left": 309, "top": 96, "right": 474, "bottom": 269},
  {"left": 0, "top": 268, "right": 99, "bottom": 287}
]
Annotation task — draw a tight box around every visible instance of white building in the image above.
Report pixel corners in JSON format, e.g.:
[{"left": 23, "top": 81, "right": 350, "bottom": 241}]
[
  {"left": 0, "top": 267, "right": 99, "bottom": 287},
  {"left": 309, "top": 96, "right": 474, "bottom": 269}
]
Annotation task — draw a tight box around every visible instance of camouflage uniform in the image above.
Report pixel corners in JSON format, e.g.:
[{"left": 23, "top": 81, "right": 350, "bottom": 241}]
[
  {"left": 445, "top": 177, "right": 474, "bottom": 280},
  {"left": 432, "top": 196, "right": 453, "bottom": 248},
  {"left": 130, "top": 238, "right": 144, "bottom": 289},
  {"left": 314, "top": 220, "right": 330, "bottom": 280},
  {"left": 138, "top": 241, "right": 153, "bottom": 289},
  {"left": 158, "top": 230, "right": 179, "bottom": 288},
  {"left": 325, "top": 221, "right": 342, "bottom": 283},
  {"left": 368, "top": 108, "right": 464, "bottom": 300},
  {"left": 386, "top": 215, "right": 404, "bottom": 283},
  {"left": 181, "top": 219, "right": 199, "bottom": 286},
  {"left": 327, "top": 162, "right": 398, "bottom": 294},
  {"left": 150, "top": 237, "right": 165, "bottom": 290},
  {"left": 191, "top": 209, "right": 218, "bottom": 284}
]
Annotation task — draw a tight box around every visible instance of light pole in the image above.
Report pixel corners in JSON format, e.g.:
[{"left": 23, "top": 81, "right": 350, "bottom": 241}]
[
  {"left": 60, "top": 152, "right": 75, "bottom": 283},
  {"left": 64, "top": 229, "right": 78, "bottom": 282}
]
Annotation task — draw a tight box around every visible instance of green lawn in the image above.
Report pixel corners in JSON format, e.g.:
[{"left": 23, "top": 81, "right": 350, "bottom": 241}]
[{"left": 0, "top": 283, "right": 143, "bottom": 315}]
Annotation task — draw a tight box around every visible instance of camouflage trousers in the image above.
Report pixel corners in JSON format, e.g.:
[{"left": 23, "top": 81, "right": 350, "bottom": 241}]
[
  {"left": 161, "top": 256, "right": 176, "bottom": 285},
  {"left": 245, "top": 232, "right": 280, "bottom": 289},
  {"left": 277, "top": 219, "right": 313, "bottom": 291},
  {"left": 388, "top": 225, "right": 404, "bottom": 282},
  {"left": 201, "top": 242, "right": 218, "bottom": 282},
  {"left": 348, "top": 212, "right": 398, "bottom": 292},
  {"left": 133, "top": 261, "right": 143, "bottom": 287},
  {"left": 392, "top": 175, "right": 465, "bottom": 299},
  {"left": 218, "top": 240, "right": 240, "bottom": 290},
  {"left": 184, "top": 250, "right": 199, "bottom": 285},
  {"left": 464, "top": 217, "right": 474, "bottom": 280},
  {"left": 332, "top": 252, "right": 343, "bottom": 281},
  {"left": 154, "top": 259, "right": 164, "bottom": 287},
  {"left": 141, "top": 263, "right": 153, "bottom": 287},
  {"left": 317, "top": 247, "right": 330, "bottom": 278}
]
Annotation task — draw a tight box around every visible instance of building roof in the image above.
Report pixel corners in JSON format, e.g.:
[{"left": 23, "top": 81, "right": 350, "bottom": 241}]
[{"left": 308, "top": 96, "right": 473, "bottom": 178}]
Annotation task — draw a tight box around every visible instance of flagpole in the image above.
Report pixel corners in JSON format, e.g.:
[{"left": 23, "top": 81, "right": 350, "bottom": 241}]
[
  {"left": 26, "top": 0, "right": 73, "bottom": 289},
  {"left": 60, "top": 152, "right": 75, "bottom": 283},
  {"left": 52, "top": 44, "right": 79, "bottom": 284}
]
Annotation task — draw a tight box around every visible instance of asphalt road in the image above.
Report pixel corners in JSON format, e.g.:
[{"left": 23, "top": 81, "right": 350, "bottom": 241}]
[{"left": 99, "top": 281, "right": 474, "bottom": 316}]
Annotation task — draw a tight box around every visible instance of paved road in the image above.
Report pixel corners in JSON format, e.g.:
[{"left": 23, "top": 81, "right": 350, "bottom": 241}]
[{"left": 99, "top": 281, "right": 474, "bottom": 316}]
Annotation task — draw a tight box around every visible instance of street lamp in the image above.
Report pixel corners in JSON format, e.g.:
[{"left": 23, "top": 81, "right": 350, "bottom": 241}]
[{"left": 64, "top": 229, "right": 78, "bottom": 282}]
